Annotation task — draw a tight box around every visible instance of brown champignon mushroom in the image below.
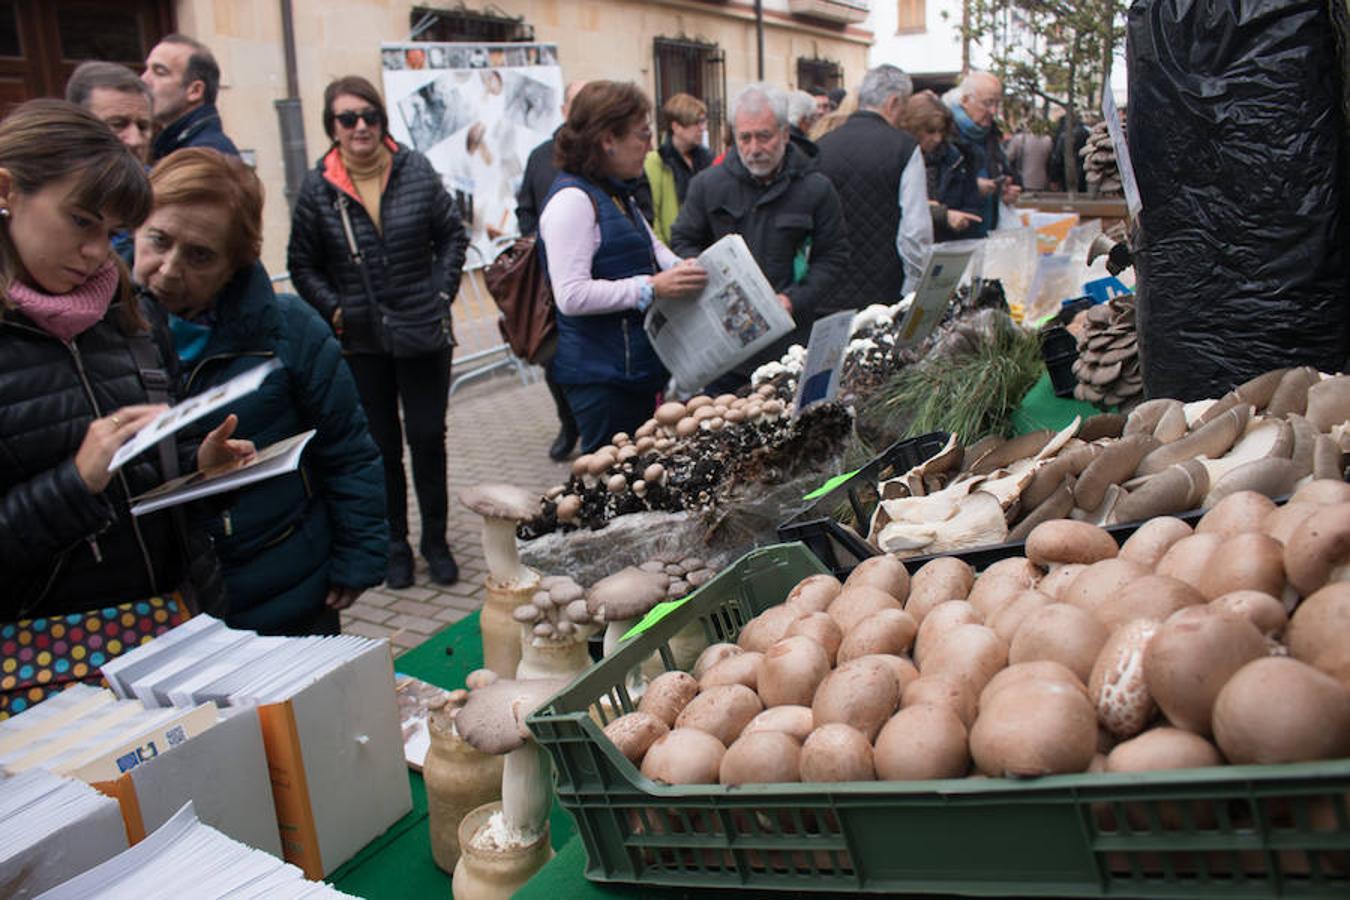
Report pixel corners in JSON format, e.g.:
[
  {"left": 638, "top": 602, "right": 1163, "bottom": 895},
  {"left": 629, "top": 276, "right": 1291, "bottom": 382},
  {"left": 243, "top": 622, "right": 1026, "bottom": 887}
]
[
  {"left": 1212, "top": 657, "right": 1350, "bottom": 764},
  {"left": 784, "top": 574, "right": 844, "bottom": 615},
  {"left": 555, "top": 494, "right": 582, "bottom": 523},
  {"left": 458, "top": 484, "right": 542, "bottom": 588},
  {"left": 904, "top": 557, "right": 975, "bottom": 623},
  {"left": 674, "top": 683, "right": 763, "bottom": 746},
  {"left": 637, "top": 671, "right": 700, "bottom": 727},
  {"left": 585, "top": 567, "right": 671, "bottom": 656},
  {"left": 455, "top": 677, "right": 568, "bottom": 842},
  {"left": 842, "top": 555, "right": 911, "bottom": 603},
  {"left": 799, "top": 723, "right": 875, "bottom": 782},
  {"left": 970, "top": 678, "right": 1097, "bottom": 776},
  {"left": 1283, "top": 502, "right": 1350, "bottom": 597},
  {"left": 757, "top": 635, "right": 832, "bottom": 708},
  {"left": 603, "top": 711, "right": 669, "bottom": 764},
  {"left": 719, "top": 731, "right": 801, "bottom": 785},
  {"left": 1087, "top": 620, "right": 1159, "bottom": 739},
  {"left": 1143, "top": 606, "right": 1266, "bottom": 736},
  {"left": 1025, "top": 520, "right": 1118, "bottom": 568},
  {"left": 741, "top": 705, "right": 815, "bottom": 742},
  {"left": 640, "top": 728, "right": 725, "bottom": 784},
  {"left": 811, "top": 656, "right": 900, "bottom": 742},
  {"left": 692, "top": 643, "right": 743, "bottom": 680},
  {"left": 873, "top": 704, "right": 969, "bottom": 780}
]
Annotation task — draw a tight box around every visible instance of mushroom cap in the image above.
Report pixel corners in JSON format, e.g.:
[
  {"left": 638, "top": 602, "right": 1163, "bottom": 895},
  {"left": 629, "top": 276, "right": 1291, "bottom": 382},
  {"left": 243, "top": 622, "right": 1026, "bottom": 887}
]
[
  {"left": 455, "top": 677, "right": 568, "bottom": 755},
  {"left": 654, "top": 401, "right": 687, "bottom": 427},
  {"left": 586, "top": 566, "right": 670, "bottom": 621},
  {"left": 459, "top": 483, "right": 541, "bottom": 521}
]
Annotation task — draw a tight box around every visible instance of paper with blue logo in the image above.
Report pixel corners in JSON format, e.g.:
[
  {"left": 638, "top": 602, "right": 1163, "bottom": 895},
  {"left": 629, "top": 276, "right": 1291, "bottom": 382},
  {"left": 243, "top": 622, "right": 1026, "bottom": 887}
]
[{"left": 894, "top": 241, "right": 977, "bottom": 348}]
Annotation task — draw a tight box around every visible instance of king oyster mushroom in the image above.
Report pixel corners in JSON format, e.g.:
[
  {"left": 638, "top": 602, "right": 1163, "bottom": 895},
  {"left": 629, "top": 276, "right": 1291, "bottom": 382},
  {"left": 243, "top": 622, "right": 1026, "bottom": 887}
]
[
  {"left": 459, "top": 484, "right": 541, "bottom": 589},
  {"left": 586, "top": 566, "right": 670, "bottom": 657},
  {"left": 455, "top": 677, "right": 568, "bottom": 846}
]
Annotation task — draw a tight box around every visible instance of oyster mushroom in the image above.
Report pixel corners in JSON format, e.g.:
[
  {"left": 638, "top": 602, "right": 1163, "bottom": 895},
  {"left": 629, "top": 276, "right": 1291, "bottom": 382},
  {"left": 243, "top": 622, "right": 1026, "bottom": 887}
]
[
  {"left": 459, "top": 484, "right": 541, "bottom": 589},
  {"left": 455, "top": 677, "right": 568, "bottom": 845}
]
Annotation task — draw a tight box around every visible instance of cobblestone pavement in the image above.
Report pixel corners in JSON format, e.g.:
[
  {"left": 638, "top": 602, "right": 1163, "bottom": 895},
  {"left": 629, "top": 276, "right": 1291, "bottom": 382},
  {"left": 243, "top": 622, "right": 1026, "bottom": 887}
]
[{"left": 339, "top": 366, "right": 572, "bottom": 652}]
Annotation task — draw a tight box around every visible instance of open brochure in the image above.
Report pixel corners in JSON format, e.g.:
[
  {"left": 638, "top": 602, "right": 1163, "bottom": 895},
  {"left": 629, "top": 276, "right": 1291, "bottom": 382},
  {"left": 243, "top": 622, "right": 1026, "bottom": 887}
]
[
  {"left": 644, "top": 234, "right": 795, "bottom": 392},
  {"left": 128, "top": 430, "right": 315, "bottom": 517},
  {"left": 108, "top": 358, "right": 283, "bottom": 472}
]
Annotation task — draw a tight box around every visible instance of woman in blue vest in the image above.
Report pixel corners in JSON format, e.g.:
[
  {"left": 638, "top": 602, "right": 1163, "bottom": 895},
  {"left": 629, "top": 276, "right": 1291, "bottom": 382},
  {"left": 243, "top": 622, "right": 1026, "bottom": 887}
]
[{"left": 537, "top": 81, "right": 707, "bottom": 453}]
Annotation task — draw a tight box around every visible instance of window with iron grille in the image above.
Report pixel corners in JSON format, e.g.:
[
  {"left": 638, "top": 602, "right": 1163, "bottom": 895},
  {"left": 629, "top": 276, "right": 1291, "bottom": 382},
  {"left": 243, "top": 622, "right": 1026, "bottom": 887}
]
[
  {"left": 653, "top": 37, "right": 726, "bottom": 154},
  {"left": 409, "top": 4, "right": 534, "bottom": 42},
  {"left": 796, "top": 56, "right": 843, "bottom": 94}
]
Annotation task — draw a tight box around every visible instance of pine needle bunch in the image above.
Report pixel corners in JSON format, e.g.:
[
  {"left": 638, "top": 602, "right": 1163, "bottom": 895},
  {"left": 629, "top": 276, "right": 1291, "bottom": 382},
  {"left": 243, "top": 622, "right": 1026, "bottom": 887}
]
[{"left": 863, "top": 314, "right": 1044, "bottom": 444}]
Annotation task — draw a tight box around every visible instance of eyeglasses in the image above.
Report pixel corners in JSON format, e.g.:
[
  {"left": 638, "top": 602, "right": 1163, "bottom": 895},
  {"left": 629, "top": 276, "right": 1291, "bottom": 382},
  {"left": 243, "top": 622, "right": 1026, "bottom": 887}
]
[{"left": 335, "top": 109, "right": 380, "bottom": 129}]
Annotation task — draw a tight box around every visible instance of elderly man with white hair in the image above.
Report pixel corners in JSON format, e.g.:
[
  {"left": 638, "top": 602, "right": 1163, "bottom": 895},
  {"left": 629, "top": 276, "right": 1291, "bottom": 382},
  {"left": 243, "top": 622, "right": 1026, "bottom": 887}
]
[
  {"left": 948, "top": 70, "right": 1022, "bottom": 235},
  {"left": 786, "top": 89, "right": 821, "bottom": 158},
  {"left": 671, "top": 82, "right": 848, "bottom": 393},
  {"left": 816, "top": 64, "right": 933, "bottom": 311}
]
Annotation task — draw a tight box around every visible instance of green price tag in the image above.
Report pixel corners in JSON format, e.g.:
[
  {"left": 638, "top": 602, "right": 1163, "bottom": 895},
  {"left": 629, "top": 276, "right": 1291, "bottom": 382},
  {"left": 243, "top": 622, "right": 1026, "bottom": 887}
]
[
  {"left": 621, "top": 597, "right": 688, "bottom": 642},
  {"left": 802, "top": 467, "right": 861, "bottom": 502}
]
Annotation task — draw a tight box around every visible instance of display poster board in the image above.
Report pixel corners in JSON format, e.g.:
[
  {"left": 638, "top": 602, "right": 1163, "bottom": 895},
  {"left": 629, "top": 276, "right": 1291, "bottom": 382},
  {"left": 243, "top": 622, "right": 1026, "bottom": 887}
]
[{"left": 380, "top": 42, "right": 564, "bottom": 257}]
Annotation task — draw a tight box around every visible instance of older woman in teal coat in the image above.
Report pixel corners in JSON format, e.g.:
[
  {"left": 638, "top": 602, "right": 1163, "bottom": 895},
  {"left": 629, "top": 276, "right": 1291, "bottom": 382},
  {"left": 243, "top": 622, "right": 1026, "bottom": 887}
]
[{"left": 133, "top": 148, "right": 386, "bottom": 635}]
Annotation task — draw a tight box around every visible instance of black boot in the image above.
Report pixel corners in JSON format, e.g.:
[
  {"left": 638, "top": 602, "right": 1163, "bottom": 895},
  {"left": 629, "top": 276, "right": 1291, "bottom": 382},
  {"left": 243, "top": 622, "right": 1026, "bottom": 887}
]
[
  {"left": 386, "top": 539, "right": 414, "bottom": 589},
  {"left": 548, "top": 424, "right": 578, "bottom": 462},
  {"left": 421, "top": 540, "right": 459, "bottom": 586},
  {"left": 545, "top": 370, "right": 578, "bottom": 461}
]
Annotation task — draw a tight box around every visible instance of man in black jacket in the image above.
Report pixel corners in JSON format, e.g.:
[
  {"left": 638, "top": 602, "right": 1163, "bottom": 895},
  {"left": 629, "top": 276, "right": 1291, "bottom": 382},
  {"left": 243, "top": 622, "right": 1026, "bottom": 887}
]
[
  {"left": 815, "top": 64, "right": 932, "bottom": 313},
  {"left": 142, "top": 34, "right": 238, "bottom": 162},
  {"left": 515, "top": 80, "right": 586, "bottom": 460},
  {"left": 671, "top": 83, "right": 849, "bottom": 392}
]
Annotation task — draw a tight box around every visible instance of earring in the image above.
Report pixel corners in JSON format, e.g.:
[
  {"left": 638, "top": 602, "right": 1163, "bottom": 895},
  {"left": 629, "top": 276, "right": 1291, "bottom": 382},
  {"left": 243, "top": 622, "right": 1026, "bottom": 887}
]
[
  {"left": 0, "top": 207, "right": 9, "bottom": 219},
  {"left": 606, "top": 148, "right": 614, "bottom": 156}
]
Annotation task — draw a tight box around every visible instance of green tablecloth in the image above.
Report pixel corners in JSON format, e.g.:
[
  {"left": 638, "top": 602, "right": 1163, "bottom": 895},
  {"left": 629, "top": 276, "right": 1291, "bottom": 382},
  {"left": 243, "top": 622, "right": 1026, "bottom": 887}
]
[
  {"left": 1011, "top": 372, "right": 1106, "bottom": 435},
  {"left": 328, "top": 613, "right": 576, "bottom": 898}
]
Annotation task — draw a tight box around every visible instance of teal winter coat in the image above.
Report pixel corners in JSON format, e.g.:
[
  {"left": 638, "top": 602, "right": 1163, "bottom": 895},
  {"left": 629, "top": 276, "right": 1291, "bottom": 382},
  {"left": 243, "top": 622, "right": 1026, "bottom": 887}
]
[{"left": 177, "top": 263, "right": 387, "bottom": 634}]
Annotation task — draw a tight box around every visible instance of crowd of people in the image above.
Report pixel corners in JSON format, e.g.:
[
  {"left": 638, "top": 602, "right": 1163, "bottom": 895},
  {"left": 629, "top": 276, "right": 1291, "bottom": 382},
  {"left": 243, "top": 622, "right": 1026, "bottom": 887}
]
[{"left": 0, "top": 31, "right": 1045, "bottom": 709}]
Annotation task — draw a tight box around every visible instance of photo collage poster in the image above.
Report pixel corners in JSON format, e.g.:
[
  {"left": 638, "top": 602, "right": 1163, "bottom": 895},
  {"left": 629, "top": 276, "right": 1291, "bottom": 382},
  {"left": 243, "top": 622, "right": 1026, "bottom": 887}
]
[{"left": 380, "top": 42, "right": 564, "bottom": 260}]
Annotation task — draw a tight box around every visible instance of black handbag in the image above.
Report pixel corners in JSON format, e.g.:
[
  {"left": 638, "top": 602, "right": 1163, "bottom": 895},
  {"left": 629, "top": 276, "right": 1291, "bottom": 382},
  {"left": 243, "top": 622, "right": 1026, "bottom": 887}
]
[{"left": 336, "top": 193, "right": 453, "bottom": 358}]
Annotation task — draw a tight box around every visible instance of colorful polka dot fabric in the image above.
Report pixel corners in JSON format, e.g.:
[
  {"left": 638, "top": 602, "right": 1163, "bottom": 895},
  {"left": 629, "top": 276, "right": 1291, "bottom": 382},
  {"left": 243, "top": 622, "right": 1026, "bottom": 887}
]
[{"left": 0, "top": 594, "right": 189, "bottom": 720}]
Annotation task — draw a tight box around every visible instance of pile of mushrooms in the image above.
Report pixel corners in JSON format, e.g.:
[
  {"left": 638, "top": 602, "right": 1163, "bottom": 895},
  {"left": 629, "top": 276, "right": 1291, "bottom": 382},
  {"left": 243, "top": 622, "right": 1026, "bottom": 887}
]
[
  {"left": 1080, "top": 119, "right": 1123, "bottom": 197},
  {"left": 866, "top": 367, "right": 1349, "bottom": 558},
  {"left": 512, "top": 575, "right": 599, "bottom": 644},
  {"left": 1071, "top": 297, "right": 1141, "bottom": 408},
  {"left": 598, "top": 487, "right": 1350, "bottom": 791}
]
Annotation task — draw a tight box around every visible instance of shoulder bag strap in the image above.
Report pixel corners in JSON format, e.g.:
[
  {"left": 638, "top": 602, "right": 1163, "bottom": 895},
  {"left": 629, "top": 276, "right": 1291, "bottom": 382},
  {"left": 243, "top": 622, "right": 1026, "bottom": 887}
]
[
  {"left": 335, "top": 193, "right": 383, "bottom": 315},
  {"left": 126, "top": 329, "right": 179, "bottom": 481}
]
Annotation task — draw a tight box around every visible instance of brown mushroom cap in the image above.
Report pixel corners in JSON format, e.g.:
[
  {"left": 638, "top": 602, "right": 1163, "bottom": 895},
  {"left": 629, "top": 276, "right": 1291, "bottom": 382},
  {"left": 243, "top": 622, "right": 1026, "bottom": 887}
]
[
  {"left": 674, "top": 683, "right": 763, "bottom": 746},
  {"left": 827, "top": 585, "right": 903, "bottom": 634},
  {"left": 638, "top": 671, "right": 700, "bottom": 727},
  {"left": 835, "top": 608, "right": 918, "bottom": 664},
  {"left": 1088, "top": 620, "right": 1159, "bottom": 739},
  {"left": 799, "top": 723, "right": 875, "bottom": 782},
  {"left": 654, "top": 401, "right": 687, "bottom": 427},
  {"left": 698, "top": 651, "right": 764, "bottom": 691},
  {"left": 1196, "top": 491, "right": 1278, "bottom": 536},
  {"left": 1210, "top": 590, "right": 1288, "bottom": 636},
  {"left": 1197, "top": 531, "right": 1287, "bottom": 600},
  {"left": 1008, "top": 603, "right": 1108, "bottom": 684},
  {"left": 603, "top": 712, "right": 670, "bottom": 763},
  {"left": 873, "top": 704, "right": 970, "bottom": 780},
  {"left": 458, "top": 483, "right": 541, "bottom": 521},
  {"left": 737, "top": 604, "right": 801, "bottom": 652},
  {"left": 719, "top": 730, "right": 801, "bottom": 785},
  {"left": 913, "top": 600, "right": 981, "bottom": 669},
  {"left": 784, "top": 574, "right": 844, "bottom": 614},
  {"left": 843, "top": 555, "right": 911, "bottom": 603},
  {"left": 1060, "top": 558, "right": 1150, "bottom": 619},
  {"left": 1284, "top": 502, "right": 1350, "bottom": 597},
  {"left": 1026, "top": 520, "right": 1118, "bottom": 567},
  {"left": 455, "top": 677, "right": 568, "bottom": 754},
  {"left": 1105, "top": 727, "right": 1222, "bottom": 773},
  {"left": 901, "top": 674, "right": 977, "bottom": 728},
  {"left": 1095, "top": 575, "right": 1205, "bottom": 630},
  {"left": 982, "top": 660, "right": 1086, "bottom": 712},
  {"left": 757, "top": 635, "right": 832, "bottom": 708},
  {"left": 640, "top": 728, "right": 726, "bottom": 784},
  {"left": 922, "top": 624, "right": 1009, "bottom": 695},
  {"left": 742, "top": 705, "right": 815, "bottom": 742},
  {"left": 1212, "top": 657, "right": 1350, "bottom": 765},
  {"left": 905, "top": 557, "right": 975, "bottom": 623},
  {"left": 784, "top": 611, "right": 844, "bottom": 665},
  {"left": 811, "top": 656, "right": 900, "bottom": 741},
  {"left": 1143, "top": 606, "right": 1267, "bottom": 736},
  {"left": 692, "top": 643, "right": 744, "bottom": 680},
  {"left": 1286, "top": 581, "right": 1350, "bottom": 668},
  {"left": 1119, "top": 516, "right": 1194, "bottom": 568},
  {"left": 970, "top": 678, "right": 1098, "bottom": 777},
  {"left": 586, "top": 567, "right": 670, "bottom": 622}
]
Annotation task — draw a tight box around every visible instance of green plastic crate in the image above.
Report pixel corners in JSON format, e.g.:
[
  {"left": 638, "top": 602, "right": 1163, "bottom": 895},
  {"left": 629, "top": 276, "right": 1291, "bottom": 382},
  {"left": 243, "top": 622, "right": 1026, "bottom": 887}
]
[{"left": 527, "top": 543, "right": 1350, "bottom": 896}]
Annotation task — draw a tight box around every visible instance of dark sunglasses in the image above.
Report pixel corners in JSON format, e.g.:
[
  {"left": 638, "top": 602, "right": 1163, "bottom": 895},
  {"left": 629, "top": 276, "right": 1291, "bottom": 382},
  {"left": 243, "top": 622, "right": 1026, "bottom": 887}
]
[{"left": 335, "top": 109, "right": 380, "bottom": 128}]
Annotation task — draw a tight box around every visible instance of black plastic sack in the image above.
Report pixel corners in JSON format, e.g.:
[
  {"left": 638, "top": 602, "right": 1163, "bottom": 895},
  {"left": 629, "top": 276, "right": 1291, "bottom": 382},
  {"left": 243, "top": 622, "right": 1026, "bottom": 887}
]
[{"left": 1127, "top": 0, "right": 1349, "bottom": 401}]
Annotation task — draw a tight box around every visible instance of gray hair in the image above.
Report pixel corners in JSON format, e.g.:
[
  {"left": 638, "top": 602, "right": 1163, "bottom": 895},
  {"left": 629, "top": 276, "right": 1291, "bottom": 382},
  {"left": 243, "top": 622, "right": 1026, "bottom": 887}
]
[
  {"left": 730, "top": 82, "right": 788, "bottom": 129},
  {"left": 857, "top": 64, "right": 912, "bottom": 110},
  {"left": 957, "top": 70, "right": 1001, "bottom": 100},
  {"left": 786, "top": 90, "right": 816, "bottom": 129},
  {"left": 65, "top": 61, "right": 152, "bottom": 109}
]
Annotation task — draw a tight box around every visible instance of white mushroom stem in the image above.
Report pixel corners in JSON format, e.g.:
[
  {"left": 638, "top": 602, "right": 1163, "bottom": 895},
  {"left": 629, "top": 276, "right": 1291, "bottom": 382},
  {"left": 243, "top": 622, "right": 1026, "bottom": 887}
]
[
  {"left": 603, "top": 618, "right": 636, "bottom": 657},
  {"left": 501, "top": 741, "right": 552, "bottom": 841},
  {"left": 481, "top": 514, "right": 531, "bottom": 587}
]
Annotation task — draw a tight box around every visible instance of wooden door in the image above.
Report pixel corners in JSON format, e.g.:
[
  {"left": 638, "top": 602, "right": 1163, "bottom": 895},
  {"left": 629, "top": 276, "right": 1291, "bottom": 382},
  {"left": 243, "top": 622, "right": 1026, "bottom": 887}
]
[{"left": 0, "top": 0, "right": 173, "bottom": 113}]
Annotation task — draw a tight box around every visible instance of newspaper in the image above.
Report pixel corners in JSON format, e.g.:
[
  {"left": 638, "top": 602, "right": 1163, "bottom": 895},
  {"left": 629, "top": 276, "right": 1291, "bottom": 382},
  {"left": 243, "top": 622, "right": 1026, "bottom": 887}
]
[{"left": 643, "top": 234, "right": 795, "bottom": 392}]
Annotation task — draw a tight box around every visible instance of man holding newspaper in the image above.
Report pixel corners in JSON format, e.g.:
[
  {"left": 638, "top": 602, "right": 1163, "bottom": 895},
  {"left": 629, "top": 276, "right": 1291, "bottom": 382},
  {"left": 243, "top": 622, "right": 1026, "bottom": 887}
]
[{"left": 669, "top": 82, "right": 849, "bottom": 394}]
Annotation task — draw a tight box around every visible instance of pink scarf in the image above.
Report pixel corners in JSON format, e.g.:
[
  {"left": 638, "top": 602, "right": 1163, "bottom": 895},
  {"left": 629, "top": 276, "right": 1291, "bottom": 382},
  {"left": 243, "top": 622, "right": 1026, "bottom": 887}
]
[{"left": 6, "top": 257, "right": 119, "bottom": 341}]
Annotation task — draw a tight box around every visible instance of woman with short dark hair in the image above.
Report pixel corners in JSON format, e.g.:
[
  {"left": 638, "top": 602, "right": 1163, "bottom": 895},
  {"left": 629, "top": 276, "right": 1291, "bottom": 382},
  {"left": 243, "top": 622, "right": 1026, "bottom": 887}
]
[
  {"left": 644, "top": 93, "right": 711, "bottom": 244},
  {"left": 539, "top": 81, "right": 707, "bottom": 453},
  {"left": 287, "top": 75, "right": 469, "bottom": 590}
]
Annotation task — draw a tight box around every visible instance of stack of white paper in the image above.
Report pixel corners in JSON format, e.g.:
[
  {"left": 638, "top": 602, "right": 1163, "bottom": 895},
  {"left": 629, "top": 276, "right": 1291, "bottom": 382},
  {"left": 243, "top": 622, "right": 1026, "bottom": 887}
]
[
  {"left": 0, "top": 769, "right": 127, "bottom": 898},
  {"left": 36, "top": 802, "right": 356, "bottom": 899},
  {"left": 98, "top": 617, "right": 411, "bottom": 877}
]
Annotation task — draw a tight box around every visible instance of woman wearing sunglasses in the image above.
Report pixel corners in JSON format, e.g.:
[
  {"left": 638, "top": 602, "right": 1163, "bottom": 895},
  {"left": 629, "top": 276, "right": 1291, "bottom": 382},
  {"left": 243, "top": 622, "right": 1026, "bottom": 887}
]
[{"left": 288, "top": 76, "right": 469, "bottom": 590}]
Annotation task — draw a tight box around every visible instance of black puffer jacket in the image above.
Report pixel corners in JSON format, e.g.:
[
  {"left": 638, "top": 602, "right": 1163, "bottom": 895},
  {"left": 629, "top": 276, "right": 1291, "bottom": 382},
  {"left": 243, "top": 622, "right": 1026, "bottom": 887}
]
[
  {"left": 0, "top": 299, "right": 185, "bottom": 620},
  {"left": 286, "top": 141, "right": 469, "bottom": 355}
]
